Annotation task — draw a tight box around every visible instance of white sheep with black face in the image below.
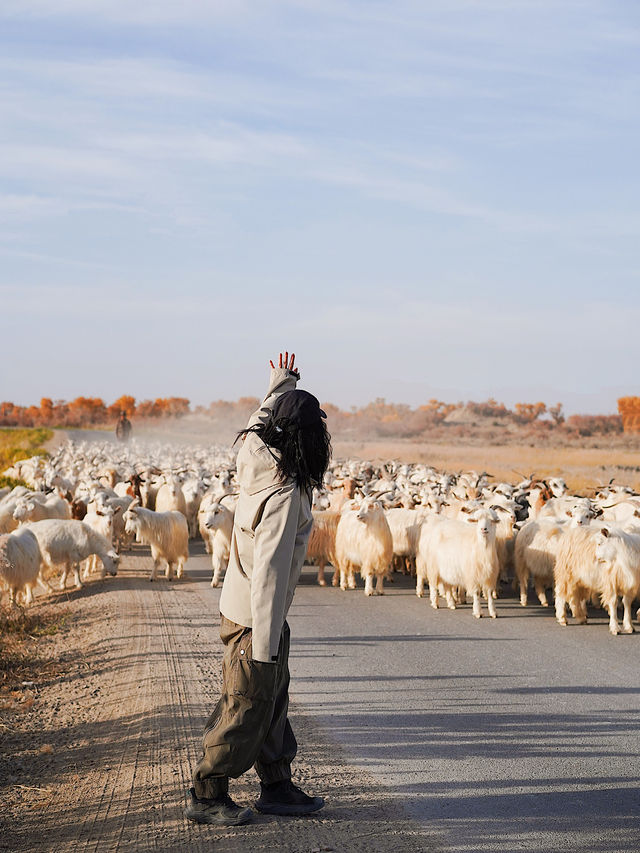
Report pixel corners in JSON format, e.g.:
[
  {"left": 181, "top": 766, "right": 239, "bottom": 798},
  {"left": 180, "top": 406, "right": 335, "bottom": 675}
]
[{"left": 416, "top": 507, "right": 500, "bottom": 618}]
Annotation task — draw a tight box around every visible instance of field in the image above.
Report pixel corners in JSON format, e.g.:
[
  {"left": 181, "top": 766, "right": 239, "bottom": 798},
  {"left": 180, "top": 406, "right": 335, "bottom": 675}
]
[{"left": 332, "top": 438, "right": 640, "bottom": 493}]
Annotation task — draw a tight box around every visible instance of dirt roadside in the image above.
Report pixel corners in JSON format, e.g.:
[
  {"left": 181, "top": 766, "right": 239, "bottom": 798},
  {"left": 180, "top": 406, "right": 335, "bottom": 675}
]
[{"left": 0, "top": 553, "right": 432, "bottom": 853}]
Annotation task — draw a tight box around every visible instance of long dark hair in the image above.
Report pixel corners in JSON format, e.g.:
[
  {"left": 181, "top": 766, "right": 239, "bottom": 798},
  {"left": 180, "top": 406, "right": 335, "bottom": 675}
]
[{"left": 236, "top": 413, "right": 332, "bottom": 493}]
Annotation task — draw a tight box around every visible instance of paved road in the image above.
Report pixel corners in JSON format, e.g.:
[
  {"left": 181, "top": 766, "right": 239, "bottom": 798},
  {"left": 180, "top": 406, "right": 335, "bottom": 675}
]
[
  {"left": 186, "top": 556, "right": 640, "bottom": 853},
  {"left": 278, "top": 565, "right": 640, "bottom": 852}
]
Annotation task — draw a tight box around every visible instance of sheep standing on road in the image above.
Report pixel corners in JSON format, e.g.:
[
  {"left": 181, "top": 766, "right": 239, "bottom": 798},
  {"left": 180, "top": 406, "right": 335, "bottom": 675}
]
[
  {"left": 385, "top": 507, "right": 426, "bottom": 577},
  {"left": 204, "top": 501, "right": 234, "bottom": 587},
  {"left": 0, "top": 527, "right": 43, "bottom": 605},
  {"left": 26, "top": 519, "right": 119, "bottom": 590},
  {"left": 123, "top": 501, "right": 189, "bottom": 581},
  {"left": 82, "top": 506, "right": 119, "bottom": 578},
  {"left": 334, "top": 499, "right": 393, "bottom": 595},
  {"left": 417, "top": 508, "right": 500, "bottom": 618},
  {"left": 594, "top": 527, "right": 640, "bottom": 635},
  {"left": 553, "top": 526, "right": 603, "bottom": 628},
  {"left": 514, "top": 519, "right": 565, "bottom": 607},
  {"left": 306, "top": 510, "right": 339, "bottom": 586}
]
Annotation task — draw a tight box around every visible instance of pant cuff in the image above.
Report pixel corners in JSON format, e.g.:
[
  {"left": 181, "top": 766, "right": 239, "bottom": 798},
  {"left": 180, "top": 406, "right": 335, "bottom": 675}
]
[
  {"left": 194, "top": 775, "right": 228, "bottom": 800},
  {"left": 256, "top": 759, "right": 292, "bottom": 785}
]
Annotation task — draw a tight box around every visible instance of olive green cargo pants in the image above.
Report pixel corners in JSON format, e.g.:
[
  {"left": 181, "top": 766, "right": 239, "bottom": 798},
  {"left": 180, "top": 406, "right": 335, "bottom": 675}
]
[{"left": 192, "top": 615, "right": 297, "bottom": 799}]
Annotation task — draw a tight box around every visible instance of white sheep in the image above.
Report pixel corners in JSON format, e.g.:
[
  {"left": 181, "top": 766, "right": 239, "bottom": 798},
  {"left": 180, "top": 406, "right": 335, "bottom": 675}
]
[
  {"left": 334, "top": 499, "right": 393, "bottom": 595},
  {"left": 198, "top": 491, "right": 237, "bottom": 549},
  {"left": 204, "top": 501, "right": 234, "bottom": 587},
  {"left": 82, "top": 506, "right": 120, "bottom": 578},
  {"left": 553, "top": 525, "right": 604, "bottom": 628},
  {"left": 416, "top": 508, "right": 500, "bottom": 618},
  {"left": 385, "top": 507, "right": 426, "bottom": 576},
  {"left": 182, "top": 476, "right": 208, "bottom": 537},
  {"left": 306, "top": 510, "right": 339, "bottom": 586},
  {"left": 123, "top": 501, "right": 189, "bottom": 581},
  {"left": 155, "top": 475, "right": 187, "bottom": 517},
  {"left": 514, "top": 518, "right": 566, "bottom": 607},
  {"left": 0, "top": 527, "right": 43, "bottom": 605},
  {"left": 13, "top": 493, "right": 71, "bottom": 524},
  {"left": 0, "top": 489, "right": 32, "bottom": 534},
  {"left": 26, "top": 519, "right": 119, "bottom": 590},
  {"left": 539, "top": 495, "right": 594, "bottom": 521},
  {"left": 87, "top": 495, "right": 132, "bottom": 551},
  {"left": 593, "top": 527, "right": 640, "bottom": 635}
]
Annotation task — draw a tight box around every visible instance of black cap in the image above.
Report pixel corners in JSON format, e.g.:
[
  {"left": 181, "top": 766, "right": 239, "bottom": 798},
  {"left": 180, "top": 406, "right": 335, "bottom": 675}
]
[{"left": 272, "top": 390, "right": 327, "bottom": 428}]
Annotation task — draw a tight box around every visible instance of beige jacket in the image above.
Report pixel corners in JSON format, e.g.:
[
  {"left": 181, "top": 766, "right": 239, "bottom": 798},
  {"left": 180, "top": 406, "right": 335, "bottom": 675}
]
[{"left": 219, "top": 367, "right": 313, "bottom": 663}]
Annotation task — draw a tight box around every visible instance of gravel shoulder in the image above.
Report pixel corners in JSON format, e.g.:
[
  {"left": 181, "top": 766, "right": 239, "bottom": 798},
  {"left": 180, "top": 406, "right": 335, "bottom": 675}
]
[{"left": 0, "top": 552, "right": 431, "bottom": 853}]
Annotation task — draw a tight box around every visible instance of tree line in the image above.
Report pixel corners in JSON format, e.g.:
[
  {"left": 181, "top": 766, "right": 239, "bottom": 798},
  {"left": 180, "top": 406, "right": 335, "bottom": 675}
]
[{"left": 0, "top": 394, "right": 630, "bottom": 436}]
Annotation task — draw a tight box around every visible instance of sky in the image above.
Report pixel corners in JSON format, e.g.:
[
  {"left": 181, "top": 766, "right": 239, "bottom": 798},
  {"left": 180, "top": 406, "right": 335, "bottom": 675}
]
[{"left": 1, "top": 0, "right": 639, "bottom": 414}]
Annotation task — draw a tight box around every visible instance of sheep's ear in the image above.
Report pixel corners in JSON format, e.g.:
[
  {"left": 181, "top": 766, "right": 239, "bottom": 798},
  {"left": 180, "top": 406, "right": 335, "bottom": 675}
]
[
  {"left": 113, "top": 505, "right": 122, "bottom": 514},
  {"left": 466, "top": 516, "right": 478, "bottom": 523},
  {"left": 566, "top": 509, "right": 573, "bottom": 517},
  {"left": 601, "top": 527, "right": 609, "bottom": 537},
  {"left": 460, "top": 506, "right": 472, "bottom": 514},
  {"left": 594, "top": 507, "right": 603, "bottom": 517}
]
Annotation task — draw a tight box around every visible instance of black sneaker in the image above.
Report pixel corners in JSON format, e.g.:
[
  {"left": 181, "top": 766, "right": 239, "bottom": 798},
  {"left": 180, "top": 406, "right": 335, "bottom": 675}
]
[
  {"left": 255, "top": 779, "right": 325, "bottom": 816},
  {"left": 184, "top": 787, "right": 253, "bottom": 825}
]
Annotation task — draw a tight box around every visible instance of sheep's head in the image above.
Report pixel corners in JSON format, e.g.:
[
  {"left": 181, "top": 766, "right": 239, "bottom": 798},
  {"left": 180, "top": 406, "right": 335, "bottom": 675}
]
[
  {"left": 549, "top": 477, "right": 568, "bottom": 498},
  {"left": 566, "top": 500, "right": 598, "bottom": 528},
  {"left": 123, "top": 501, "right": 140, "bottom": 534},
  {"left": 13, "top": 500, "right": 35, "bottom": 522},
  {"left": 594, "top": 527, "right": 615, "bottom": 564},
  {"left": 466, "top": 508, "right": 499, "bottom": 538},
  {"left": 204, "top": 505, "right": 224, "bottom": 530},
  {"left": 490, "top": 502, "right": 517, "bottom": 526},
  {"left": 101, "top": 549, "right": 120, "bottom": 577},
  {"left": 356, "top": 499, "right": 381, "bottom": 522}
]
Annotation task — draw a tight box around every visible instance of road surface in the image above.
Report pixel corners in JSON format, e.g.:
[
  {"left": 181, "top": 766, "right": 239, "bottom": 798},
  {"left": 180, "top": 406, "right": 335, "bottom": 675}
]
[{"left": 3, "top": 548, "right": 640, "bottom": 853}]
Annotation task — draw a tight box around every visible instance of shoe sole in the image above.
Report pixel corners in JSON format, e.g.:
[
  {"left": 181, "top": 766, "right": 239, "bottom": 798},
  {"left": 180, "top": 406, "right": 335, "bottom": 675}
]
[
  {"left": 184, "top": 805, "right": 253, "bottom": 826},
  {"left": 254, "top": 798, "right": 325, "bottom": 816}
]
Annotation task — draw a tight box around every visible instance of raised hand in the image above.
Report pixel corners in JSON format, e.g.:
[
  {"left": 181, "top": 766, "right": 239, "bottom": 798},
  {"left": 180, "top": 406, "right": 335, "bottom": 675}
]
[{"left": 269, "top": 351, "right": 299, "bottom": 374}]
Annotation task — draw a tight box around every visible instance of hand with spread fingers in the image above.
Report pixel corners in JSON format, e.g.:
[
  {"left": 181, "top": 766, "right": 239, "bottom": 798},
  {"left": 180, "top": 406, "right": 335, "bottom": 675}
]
[{"left": 269, "top": 351, "right": 299, "bottom": 375}]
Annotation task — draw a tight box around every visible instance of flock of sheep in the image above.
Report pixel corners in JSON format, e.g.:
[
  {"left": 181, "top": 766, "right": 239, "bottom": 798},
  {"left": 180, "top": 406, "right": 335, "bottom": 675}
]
[{"left": 2, "top": 438, "right": 640, "bottom": 636}]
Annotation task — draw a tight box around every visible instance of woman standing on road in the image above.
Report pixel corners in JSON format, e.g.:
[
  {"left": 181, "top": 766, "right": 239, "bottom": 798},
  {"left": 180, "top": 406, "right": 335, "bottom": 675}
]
[{"left": 186, "top": 351, "right": 331, "bottom": 826}]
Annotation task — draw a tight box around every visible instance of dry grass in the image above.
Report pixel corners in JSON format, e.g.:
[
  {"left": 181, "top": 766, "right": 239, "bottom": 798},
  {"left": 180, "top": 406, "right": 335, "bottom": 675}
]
[
  {"left": 0, "top": 604, "right": 70, "bottom": 687},
  {"left": 332, "top": 439, "right": 640, "bottom": 494}
]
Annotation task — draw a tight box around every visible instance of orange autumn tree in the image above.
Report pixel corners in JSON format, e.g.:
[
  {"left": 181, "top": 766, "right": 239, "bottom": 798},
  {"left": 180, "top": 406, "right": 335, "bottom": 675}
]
[
  {"left": 513, "top": 402, "right": 547, "bottom": 424},
  {"left": 618, "top": 396, "right": 640, "bottom": 433},
  {"left": 107, "top": 395, "right": 136, "bottom": 419}
]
